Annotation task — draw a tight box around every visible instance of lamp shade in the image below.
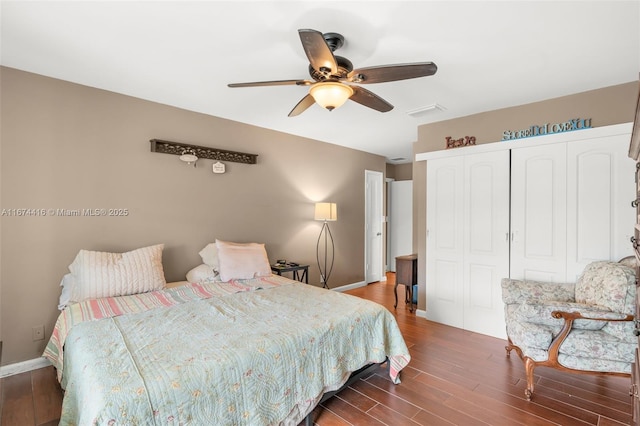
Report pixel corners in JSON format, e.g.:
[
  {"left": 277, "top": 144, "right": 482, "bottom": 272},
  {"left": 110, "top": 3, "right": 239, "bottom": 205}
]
[
  {"left": 314, "top": 202, "right": 337, "bottom": 221},
  {"left": 309, "top": 82, "right": 353, "bottom": 111}
]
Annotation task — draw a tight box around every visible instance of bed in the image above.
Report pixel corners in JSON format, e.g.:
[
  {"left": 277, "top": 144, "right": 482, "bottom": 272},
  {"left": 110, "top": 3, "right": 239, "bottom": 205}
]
[{"left": 43, "top": 243, "right": 411, "bottom": 425}]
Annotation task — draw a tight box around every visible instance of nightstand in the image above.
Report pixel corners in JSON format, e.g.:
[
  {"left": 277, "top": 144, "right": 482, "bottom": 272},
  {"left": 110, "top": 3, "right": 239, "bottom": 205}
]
[
  {"left": 271, "top": 263, "right": 309, "bottom": 283},
  {"left": 395, "top": 254, "right": 418, "bottom": 312}
]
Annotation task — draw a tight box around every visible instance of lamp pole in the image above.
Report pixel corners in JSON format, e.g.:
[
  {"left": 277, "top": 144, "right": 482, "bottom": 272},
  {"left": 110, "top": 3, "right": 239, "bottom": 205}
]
[{"left": 317, "top": 220, "right": 334, "bottom": 289}]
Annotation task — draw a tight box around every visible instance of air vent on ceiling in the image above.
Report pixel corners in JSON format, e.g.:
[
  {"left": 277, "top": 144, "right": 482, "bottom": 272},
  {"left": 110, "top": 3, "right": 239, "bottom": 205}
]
[{"left": 406, "top": 103, "right": 446, "bottom": 118}]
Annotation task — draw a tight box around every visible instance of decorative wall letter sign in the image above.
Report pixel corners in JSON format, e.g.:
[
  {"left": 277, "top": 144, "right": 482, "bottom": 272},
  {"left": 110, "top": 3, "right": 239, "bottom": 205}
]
[
  {"left": 502, "top": 118, "right": 592, "bottom": 141},
  {"left": 446, "top": 136, "right": 476, "bottom": 149}
]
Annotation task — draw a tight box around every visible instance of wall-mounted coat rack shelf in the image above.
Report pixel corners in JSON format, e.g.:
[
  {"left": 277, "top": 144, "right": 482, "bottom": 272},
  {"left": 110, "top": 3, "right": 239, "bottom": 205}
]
[{"left": 150, "top": 139, "right": 258, "bottom": 164}]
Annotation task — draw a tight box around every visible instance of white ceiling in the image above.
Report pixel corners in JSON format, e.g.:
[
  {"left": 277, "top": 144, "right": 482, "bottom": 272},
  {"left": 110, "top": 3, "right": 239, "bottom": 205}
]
[{"left": 1, "top": 1, "right": 639, "bottom": 163}]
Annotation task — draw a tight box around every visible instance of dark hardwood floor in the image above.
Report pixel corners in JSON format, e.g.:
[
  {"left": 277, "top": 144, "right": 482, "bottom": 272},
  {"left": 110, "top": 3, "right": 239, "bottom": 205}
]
[{"left": 1, "top": 273, "right": 633, "bottom": 425}]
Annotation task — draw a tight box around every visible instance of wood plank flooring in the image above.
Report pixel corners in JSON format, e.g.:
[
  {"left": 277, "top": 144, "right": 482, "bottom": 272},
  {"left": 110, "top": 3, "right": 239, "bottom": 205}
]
[{"left": 1, "top": 273, "right": 633, "bottom": 425}]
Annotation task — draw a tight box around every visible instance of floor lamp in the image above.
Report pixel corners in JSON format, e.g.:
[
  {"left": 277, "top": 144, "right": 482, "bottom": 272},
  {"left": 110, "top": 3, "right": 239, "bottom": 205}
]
[{"left": 315, "top": 202, "right": 337, "bottom": 289}]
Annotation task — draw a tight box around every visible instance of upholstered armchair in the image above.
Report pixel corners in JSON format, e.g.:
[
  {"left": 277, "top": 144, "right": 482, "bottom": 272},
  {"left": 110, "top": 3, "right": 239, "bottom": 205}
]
[{"left": 501, "top": 261, "right": 636, "bottom": 400}]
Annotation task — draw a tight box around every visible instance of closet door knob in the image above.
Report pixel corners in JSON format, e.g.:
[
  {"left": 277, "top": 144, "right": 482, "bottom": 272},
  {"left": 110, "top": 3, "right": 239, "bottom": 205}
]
[{"left": 632, "top": 199, "right": 639, "bottom": 208}]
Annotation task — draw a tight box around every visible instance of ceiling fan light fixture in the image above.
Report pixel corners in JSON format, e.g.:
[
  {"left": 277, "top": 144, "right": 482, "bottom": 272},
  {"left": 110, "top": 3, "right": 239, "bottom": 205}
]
[{"left": 309, "top": 82, "right": 353, "bottom": 111}]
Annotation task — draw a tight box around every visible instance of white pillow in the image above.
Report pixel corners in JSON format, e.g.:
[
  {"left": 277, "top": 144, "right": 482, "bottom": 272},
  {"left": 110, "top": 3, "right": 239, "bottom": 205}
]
[
  {"left": 186, "top": 263, "right": 221, "bottom": 284},
  {"left": 198, "top": 243, "right": 219, "bottom": 271},
  {"left": 68, "top": 244, "right": 166, "bottom": 302},
  {"left": 58, "top": 273, "right": 75, "bottom": 310},
  {"left": 215, "top": 239, "right": 271, "bottom": 282}
]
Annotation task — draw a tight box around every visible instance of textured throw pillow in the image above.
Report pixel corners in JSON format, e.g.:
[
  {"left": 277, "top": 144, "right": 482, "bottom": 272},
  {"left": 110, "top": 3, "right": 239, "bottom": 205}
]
[
  {"left": 68, "top": 244, "right": 166, "bottom": 302},
  {"left": 215, "top": 239, "right": 271, "bottom": 282},
  {"left": 198, "top": 243, "right": 219, "bottom": 271},
  {"left": 186, "top": 263, "right": 221, "bottom": 284}
]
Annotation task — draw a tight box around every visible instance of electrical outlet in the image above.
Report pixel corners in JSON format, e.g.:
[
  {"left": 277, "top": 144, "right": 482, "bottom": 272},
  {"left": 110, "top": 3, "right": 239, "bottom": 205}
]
[{"left": 32, "top": 324, "right": 45, "bottom": 341}]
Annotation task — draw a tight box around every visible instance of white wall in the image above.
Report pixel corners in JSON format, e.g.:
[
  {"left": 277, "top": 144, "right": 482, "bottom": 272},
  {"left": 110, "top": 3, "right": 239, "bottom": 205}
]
[{"left": 388, "top": 180, "right": 413, "bottom": 271}]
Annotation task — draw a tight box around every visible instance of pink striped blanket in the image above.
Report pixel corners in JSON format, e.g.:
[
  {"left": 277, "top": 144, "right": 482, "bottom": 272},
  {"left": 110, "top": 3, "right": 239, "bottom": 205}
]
[{"left": 43, "top": 275, "right": 292, "bottom": 381}]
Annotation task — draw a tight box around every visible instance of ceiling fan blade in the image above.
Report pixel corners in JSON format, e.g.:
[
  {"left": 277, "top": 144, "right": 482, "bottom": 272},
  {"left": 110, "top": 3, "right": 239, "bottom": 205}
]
[
  {"left": 228, "top": 79, "right": 312, "bottom": 88},
  {"left": 350, "top": 86, "right": 393, "bottom": 112},
  {"left": 288, "top": 94, "right": 316, "bottom": 117},
  {"left": 347, "top": 62, "right": 437, "bottom": 84},
  {"left": 298, "top": 29, "right": 338, "bottom": 74}
]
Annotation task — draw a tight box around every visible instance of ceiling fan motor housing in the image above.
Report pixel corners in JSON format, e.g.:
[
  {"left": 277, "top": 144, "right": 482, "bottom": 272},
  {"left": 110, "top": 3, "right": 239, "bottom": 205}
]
[
  {"left": 308, "top": 55, "right": 353, "bottom": 81},
  {"left": 307, "top": 32, "right": 354, "bottom": 81}
]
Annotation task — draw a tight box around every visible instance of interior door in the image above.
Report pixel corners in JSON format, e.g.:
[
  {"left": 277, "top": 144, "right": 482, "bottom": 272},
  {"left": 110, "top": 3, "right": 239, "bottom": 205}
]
[
  {"left": 510, "top": 143, "right": 567, "bottom": 282},
  {"left": 365, "top": 170, "right": 384, "bottom": 283}
]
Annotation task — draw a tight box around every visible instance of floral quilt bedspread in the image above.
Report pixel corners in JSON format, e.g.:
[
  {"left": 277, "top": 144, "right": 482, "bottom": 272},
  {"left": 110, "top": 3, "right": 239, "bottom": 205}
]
[{"left": 44, "top": 277, "right": 410, "bottom": 425}]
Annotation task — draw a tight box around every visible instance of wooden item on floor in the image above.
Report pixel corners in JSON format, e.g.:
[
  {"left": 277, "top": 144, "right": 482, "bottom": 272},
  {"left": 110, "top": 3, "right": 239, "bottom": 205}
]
[{"left": 394, "top": 254, "right": 417, "bottom": 312}]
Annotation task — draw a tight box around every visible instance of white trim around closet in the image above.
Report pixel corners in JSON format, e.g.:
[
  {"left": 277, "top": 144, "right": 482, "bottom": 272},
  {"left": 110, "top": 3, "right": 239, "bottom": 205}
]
[{"left": 415, "top": 122, "right": 633, "bottom": 162}]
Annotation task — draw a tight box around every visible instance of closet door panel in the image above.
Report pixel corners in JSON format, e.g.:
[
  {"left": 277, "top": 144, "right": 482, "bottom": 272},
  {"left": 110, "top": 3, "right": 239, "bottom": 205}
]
[
  {"left": 511, "top": 144, "right": 567, "bottom": 282},
  {"left": 467, "top": 264, "right": 495, "bottom": 310},
  {"left": 433, "top": 260, "right": 460, "bottom": 303},
  {"left": 463, "top": 151, "right": 510, "bottom": 339},
  {"left": 566, "top": 135, "right": 636, "bottom": 280},
  {"left": 426, "top": 157, "right": 464, "bottom": 328}
]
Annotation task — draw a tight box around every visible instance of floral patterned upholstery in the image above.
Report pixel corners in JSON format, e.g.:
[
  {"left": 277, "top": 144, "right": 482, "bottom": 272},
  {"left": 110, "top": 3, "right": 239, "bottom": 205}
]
[{"left": 501, "top": 260, "right": 636, "bottom": 400}]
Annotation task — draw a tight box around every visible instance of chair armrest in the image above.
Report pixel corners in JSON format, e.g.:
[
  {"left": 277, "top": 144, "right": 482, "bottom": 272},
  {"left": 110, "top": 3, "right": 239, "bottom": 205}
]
[
  {"left": 546, "top": 310, "right": 635, "bottom": 363},
  {"left": 501, "top": 278, "right": 575, "bottom": 305},
  {"left": 551, "top": 310, "right": 634, "bottom": 323}
]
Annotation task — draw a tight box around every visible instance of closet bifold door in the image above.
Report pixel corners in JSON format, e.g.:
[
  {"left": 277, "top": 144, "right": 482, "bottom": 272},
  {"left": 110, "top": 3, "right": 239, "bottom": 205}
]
[
  {"left": 462, "top": 151, "right": 510, "bottom": 339},
  {"left": 426, "top": 150, "right": 510, "bottom": 339},
  {"left": 510, "top": 143, "right": 567, "bottom": 282},
  {"left": 426, "top": 156, "right": 465, "bottom": 329},
  {"left": 565, "top": 135, "right": 636, "bottom": 281}
]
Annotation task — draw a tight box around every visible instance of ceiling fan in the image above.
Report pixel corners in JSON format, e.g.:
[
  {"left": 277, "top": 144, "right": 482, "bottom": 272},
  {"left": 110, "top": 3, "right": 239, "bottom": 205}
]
[{"left": 228, "top": 29, "right": 437, "bottom": 117}]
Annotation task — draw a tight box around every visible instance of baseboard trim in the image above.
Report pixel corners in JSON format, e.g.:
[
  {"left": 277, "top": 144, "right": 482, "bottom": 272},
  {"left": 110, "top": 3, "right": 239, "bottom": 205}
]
[
  {"left": 0, "top": 356, "right": 51, "bottom": 378},
  {"left": 331, "top": 281, "right": 366, "bottom": 292},
  {"left": 416, "top": 308, "right": 427, "bottom": 318}
]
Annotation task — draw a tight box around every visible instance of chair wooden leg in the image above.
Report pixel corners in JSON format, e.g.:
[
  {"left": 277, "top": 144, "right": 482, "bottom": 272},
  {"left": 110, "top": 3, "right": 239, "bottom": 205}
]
[
  {"left": 505, "top": 339, "right": 524, "bottom": 359},
  {"left": 524, "top": 357, "right": 536, "bottom": 401}
]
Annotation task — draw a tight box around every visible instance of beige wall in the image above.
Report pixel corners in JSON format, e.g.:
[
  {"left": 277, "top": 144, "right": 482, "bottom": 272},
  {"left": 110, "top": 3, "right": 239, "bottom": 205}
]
[
  {"left": 0, "top": 67, "right": 386, "bottom": 365},
  {"left": 413, "top": 81, "right": 639, "bottom": 311},
  {"left": 386, "top": 163, "right": 413, "bottom": 181}
]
